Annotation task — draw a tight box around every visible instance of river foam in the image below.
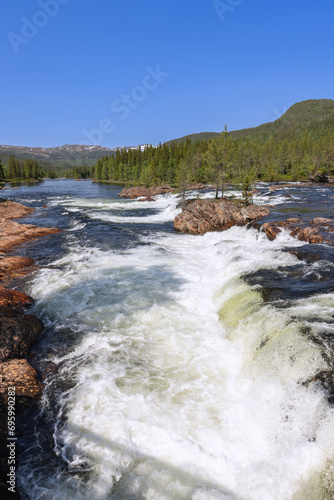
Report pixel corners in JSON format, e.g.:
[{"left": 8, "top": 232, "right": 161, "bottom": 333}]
[{"left": 17, "top": 184, "right": 334, "bottom": 500}]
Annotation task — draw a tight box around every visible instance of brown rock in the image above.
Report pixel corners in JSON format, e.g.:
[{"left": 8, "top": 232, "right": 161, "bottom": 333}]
[
  {"left": 312, "top": 217, "right": 333, "bottom": 225},
  {"left": 0, "top": 200, "right": 34, "bottom": 220},
  {"left": 0, "top": 307, "right": 43, "bottom": 362},
  {"left": 0, "top": 256, "right": 36, "bottom": 281},
  {"left": 286, "top": 217, "right": 302, "bottom": 223},
  {"left": 138, "top": 196, "right": 156, "bottom": 202},
  {"left": 118, "top": 185, "right": 175, "bottom": 199},
  {"left": 295, "top": 226, "right": 322, "bottom": 243},
  {"left": 174, "top": 199, "right": 270, "bottom": 235},
  {"left": 0, "top": 220, "right": 61, "bottom": 253},
  {"left": 261, "top": 222, "right": 282, "bottom": 241},
  {"left": 0, "top": 359, "right": 42, "bottom": 402},
  {"left": 0, "top": 288, "right": 34, "bottom": 309}
]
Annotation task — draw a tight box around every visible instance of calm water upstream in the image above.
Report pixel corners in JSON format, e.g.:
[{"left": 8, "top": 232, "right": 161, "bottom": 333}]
[{"left": 3, "top": 179, "right": 334, "bottom": 500}]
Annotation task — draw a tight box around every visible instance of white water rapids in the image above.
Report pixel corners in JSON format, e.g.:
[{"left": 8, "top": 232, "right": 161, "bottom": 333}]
[{"left": 18, "top": 187, "right": 334, "bottom": 499}]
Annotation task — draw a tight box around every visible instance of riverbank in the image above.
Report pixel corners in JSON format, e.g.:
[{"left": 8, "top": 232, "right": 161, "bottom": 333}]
[{"left": 0, "top": 200, "right": 60, "bottom": 498}]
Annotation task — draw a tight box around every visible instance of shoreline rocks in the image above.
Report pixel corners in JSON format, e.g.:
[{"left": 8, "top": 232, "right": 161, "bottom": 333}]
[
  {"left": 0, "top": 219, "right": 61, "bottom": 254},
  {"left": 0, "top": 199, "right": 61, "bottom": 497},
  {"left": 174, "top": 199, "right": 270, "bottom": 235}
]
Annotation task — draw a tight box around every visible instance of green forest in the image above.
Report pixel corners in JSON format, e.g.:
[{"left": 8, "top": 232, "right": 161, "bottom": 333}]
[
  {"left": 1, "top": 100, "right": 334, "bottom": 188},
  {"left": 90, "top": 129, "right": 334, "bottom": 187}
]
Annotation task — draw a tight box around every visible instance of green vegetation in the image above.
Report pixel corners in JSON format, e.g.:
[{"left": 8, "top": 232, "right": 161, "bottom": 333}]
[
  {"left": 0, "top": 154, "right": 92, "bottom": 181},
  {"left": 4, "top": 154, "right": 44, "bottom": 181},
  {"left": 2, "top": 100, "right": 334, "bottom": 188},
  {"left": 91, "top": 100, "right": 334, "bottom": 190}
]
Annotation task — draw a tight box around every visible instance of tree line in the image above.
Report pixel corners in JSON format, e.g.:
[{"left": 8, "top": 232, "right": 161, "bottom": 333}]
[
  {"left": 90, "top": 129, "right": 334, "bottom": 190},
  {"left": 0, "top": 155, "right": 90, "bottom": 181},
  {"left": 2, "top": 128, "right": 334, "bottom": 190}
]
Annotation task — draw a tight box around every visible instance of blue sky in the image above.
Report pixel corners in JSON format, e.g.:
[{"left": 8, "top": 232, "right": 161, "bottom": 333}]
[{"left": 1, "top": 0, "right": 333, "bottom": 148}]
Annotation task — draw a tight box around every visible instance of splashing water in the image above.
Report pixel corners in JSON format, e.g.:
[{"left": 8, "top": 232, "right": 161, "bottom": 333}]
[{"left": 8, "top": 180, "right": 333, "bottom": 500}]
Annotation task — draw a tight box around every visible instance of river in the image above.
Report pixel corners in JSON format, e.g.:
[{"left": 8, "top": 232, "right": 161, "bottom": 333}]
[{"left": 3, "top": 180, "right": 334, "bottom": 500}]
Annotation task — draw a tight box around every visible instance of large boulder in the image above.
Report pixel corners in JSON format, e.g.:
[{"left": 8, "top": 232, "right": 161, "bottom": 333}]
[{"left": 174, "top": 199, "right": 270, "bottom": 235}]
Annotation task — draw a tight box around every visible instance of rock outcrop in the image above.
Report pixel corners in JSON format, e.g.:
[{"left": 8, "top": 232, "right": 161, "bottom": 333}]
[
  {"left": 0, "top": 289, "right": 34, "bottom": 309},
  {"left": 0, "top": 200, "right": 34, "bottom": 220},
  {"left": 0, "top": 256, "right": 36, "bottom": 282},
  {"left": 261, "top": 218, "right": 334, "bottom": 244},
  {"left": 0, "top": 219, "right": 61, "bottom": 253},
  {"left": 118, "top": 185, "right": 175, "bottom": 199},
  {"left": 0, "top": 199, "right": 61, "bottom": 497},
  {"left": 174, "top": 199, "right": 270, "bottom": 235},
  {"left": 0, "top": 308, "right": 44, "bottom": 362}
]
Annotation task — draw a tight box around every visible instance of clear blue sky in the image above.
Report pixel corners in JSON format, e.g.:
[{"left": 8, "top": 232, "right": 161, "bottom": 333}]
[{"left": 1, "top": 0, "right": 333, "bottom": 148}]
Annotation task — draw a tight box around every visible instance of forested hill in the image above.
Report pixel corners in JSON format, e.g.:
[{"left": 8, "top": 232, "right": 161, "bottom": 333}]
[{"left": 169, "top": 99, "right": 334, "bottom": 144}]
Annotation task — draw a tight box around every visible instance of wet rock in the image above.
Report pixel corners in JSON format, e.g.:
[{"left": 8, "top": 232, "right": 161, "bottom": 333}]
[
  {"left": 0, "top": 220, "right": 61, "bottom": 253},
  {"left": 0, "top": 308, "right": 43, "bottom": 362},
  {"left": 0, "top": 359, "right": 42, "bottom": 405},
  {"left": 0, "top": 200, "right": 34, "bottom": 220},
  {"left": 261, "top": 222, "right": 282, "bottom": 241},
  {"left": 286, "top": 217, "right": 301, "bottom": 223},
  {"left": 138, "top": 196, "right": 156, "bottom": 202},
  {"left": 292, "top": 226, "right": 323, "bottom": 244},
  {"left": 118, "top": 185, "right": 175, "bottom": 199},
  {"left": 174, "top": 199, "right": 270, "bottom": 235},
  {"left": 312, "top": 217, "right": 333, "bottom": 225},
  {"left": 0, "top": 289, "right": 34, "bottom": 309},
  {"left": 262, "top": 221, "right": 325, "bottom": 244},
  {"left": 0, "top": 256, "right": 36, "bottom": 281}
]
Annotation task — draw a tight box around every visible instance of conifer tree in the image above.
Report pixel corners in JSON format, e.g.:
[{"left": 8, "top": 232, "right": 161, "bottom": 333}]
[{"left": 0, "top": 159, "right": 4, "bottom": 180}]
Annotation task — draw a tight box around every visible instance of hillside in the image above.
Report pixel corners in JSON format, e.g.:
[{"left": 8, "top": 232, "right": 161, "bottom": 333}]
[
  {"left": 2, "top": 100, "right": 334, "bottom": 170},
  {"left": 168, "top": 99, "right": 334, "bottom": 144},
  {"left": 0, "top": 144, "right": 114, "bottom": 168}
]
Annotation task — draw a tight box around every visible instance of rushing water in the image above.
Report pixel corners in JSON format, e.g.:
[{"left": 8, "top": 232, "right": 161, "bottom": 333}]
[{"left": 3, "top": 180, "right": 334, "bottom": 500}]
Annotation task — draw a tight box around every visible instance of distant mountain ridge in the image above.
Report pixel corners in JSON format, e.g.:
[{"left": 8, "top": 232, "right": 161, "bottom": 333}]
[
  {"left": 0, "top": 144, "right": 114, "bottom": 168},
  {"left": 0, "top": 143, "right": 157, "bottom": 168}
]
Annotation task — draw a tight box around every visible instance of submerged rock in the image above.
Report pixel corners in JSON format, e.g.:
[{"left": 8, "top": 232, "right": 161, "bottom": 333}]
[{"left": 174, "top": 199, "right": 270, "bottom": 235}]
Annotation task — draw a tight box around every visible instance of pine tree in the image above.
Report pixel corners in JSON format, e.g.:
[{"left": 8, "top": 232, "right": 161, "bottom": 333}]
[{"left": 0, "top": 159, "right": 4, "bottom": 180}]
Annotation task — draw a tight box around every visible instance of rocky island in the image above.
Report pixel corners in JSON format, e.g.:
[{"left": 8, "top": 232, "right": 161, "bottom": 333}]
[{"left": 174, "top": 198, "right": 271, "bottom": 235}]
